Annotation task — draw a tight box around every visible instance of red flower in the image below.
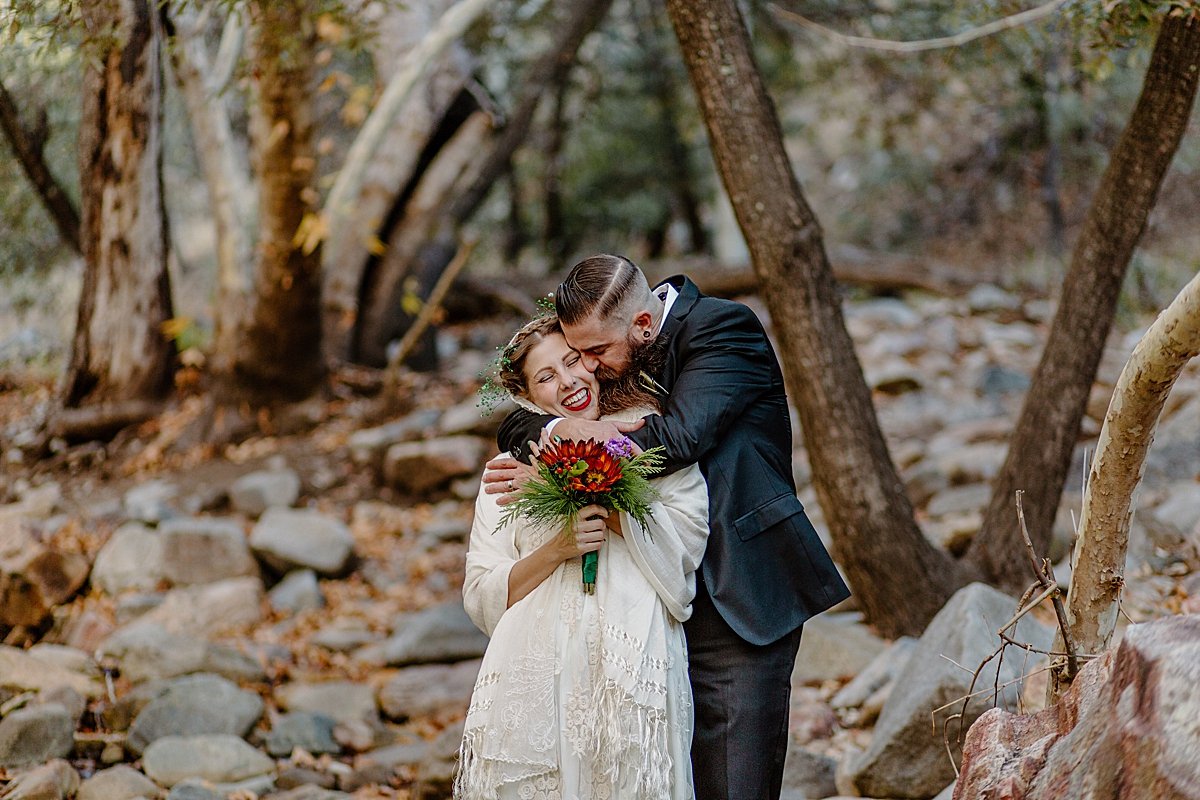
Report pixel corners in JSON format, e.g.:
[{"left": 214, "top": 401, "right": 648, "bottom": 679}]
[{"left": 538, "top": 439, "right": 624, "bottom": 496}]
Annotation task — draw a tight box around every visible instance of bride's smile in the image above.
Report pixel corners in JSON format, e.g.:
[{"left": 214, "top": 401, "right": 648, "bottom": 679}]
[{"left": 525, "top": 335, "right": 601, "bottom": 421}]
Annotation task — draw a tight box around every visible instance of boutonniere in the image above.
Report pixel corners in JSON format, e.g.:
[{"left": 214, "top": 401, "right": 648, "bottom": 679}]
[{"left": 639, "top": 371, "right": 668, "bottom": 397}]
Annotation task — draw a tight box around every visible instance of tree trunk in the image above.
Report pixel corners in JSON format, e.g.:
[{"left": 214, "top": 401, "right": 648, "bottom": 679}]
[
  {"left": 66, "top": 0, "right": 174, "bottom": 409},
  {"left": 664, "top": 0, "right": 976, "bottom": 638},
  {"left": 1047, "top": 269, "right": 1200, "bottom": 701},
  {"left": 224, "top": 0, "right": 323, "bottom": 399},
  {"left": 442, "top": 0, "right": 615, "bottom": 226},
  {"left": 542, "top": 77, "right": 569, "bottom": 263},
  {"left": 968, "top": 10, "right": 1200, "bottom": 592},
  {"left": 635, "top": 0, "right": 708, "bottom": 255},
  {"left": 0, "top": 79, "right": 81, "bottom": 253},
  {"left": 320, "top": 0, "right": 485, "bottom": 362},
  {"left": 164, "top": 1, "right": 256, "bottom": 379},
  {"left": 353, "top": 105, "right": 493, "bottom": 367}
]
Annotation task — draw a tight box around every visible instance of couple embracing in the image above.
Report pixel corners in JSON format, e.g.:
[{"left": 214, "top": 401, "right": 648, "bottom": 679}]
[{"left": 457, "top": 254, "right": 850, "bottom": 800}]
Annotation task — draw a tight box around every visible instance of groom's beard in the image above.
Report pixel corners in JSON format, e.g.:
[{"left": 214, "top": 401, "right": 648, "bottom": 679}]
[{"left": 597, "top": 333, "right": 669, "bottom": 415}]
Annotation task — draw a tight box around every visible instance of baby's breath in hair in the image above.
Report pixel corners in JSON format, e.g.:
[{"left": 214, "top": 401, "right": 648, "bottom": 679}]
[{"left": 476, "top": 295, "right": 559, "bottom": 415}]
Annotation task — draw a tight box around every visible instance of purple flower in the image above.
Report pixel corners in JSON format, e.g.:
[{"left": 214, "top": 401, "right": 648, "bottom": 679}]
[{"left": 604, "top": 436, "right": 635, "bottom": 460}]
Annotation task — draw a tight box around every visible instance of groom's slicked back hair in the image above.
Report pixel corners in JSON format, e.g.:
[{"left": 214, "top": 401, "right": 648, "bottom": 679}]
[{"left": 556, "top": 254, "right": 645, "bottom": 326}]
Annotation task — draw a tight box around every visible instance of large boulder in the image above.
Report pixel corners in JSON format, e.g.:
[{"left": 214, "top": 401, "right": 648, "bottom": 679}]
[
  {"left": 127, "top": 673, "right": 264, "bottom": 754},
  {"left": 842, "top": 583, "right": 1054, "bottom": 799},
  {"left": 250, "top": 509, "right": 355, "bottom": 576},
  {"left": 956, "top": 613, "right": 1200, "bottom": 799},
  {"left": 158, "top": 518, "right": 257, "bottom": 586},
  {"left": 383, "top": 436, "right": 486, "bottom": 495},
  {"left": 792, "top": 613, "right": 889, "bottom": 685}
]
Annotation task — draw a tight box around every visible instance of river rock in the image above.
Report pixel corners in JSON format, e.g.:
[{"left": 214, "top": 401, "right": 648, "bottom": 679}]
[
  {"left": 927, "top": 484, "right": 991, "bottom": 518},
  {"left": 275, "top": 681, "right": 378, "bottom": 725},
  {"left": 0, "top": 516, "right": 90, "bottom": 627},
  {"left": 268, "top": 569, "right": 324, "bottom": 613},
  {"left": 264, "top": 712, "right": 340, "bottom": 758},
  {"left": 127, "top": 673, "right": 264, "bottom": 754},
  {"left": 136, "top": 576, "right": 264, "bottom": 636},
  {"left": 842, "top": 583, "right": 1054, "bottom": 799},
  {"left": 383, "top": 436, "right": 486, "bottom": 494},
  {"left": 229, "top": 469, "right": 301, "bottom": 517},
  {"left": 792, "top": 613, "right": 889, "bottom": 685},
  {"left": 353, "top": 602, "right": 489, "bottom": 667},
  {"left": 78, "top": 765, "right": 163, "bottom": 800},
  {"left": 91, "top": 523, "right": 165, "bottom": 595},
  {"left": 956, "top": 614, "right": 1200, "bottom": 799},
  {"left": 780, "top": 744, "right": 838, "bottom": 800},
  {"left": 123, "top": 481, "right": 178, "bottom": 524},
  {"left": 831, "top": 636, "right": 918, "bottom": 712},
  {"left": 0, "top": 645, "right": 101, "bottom": 698},
  {"left": 348, "top": 410, "right": 442, "bottom": 470},
  {"left": 412, "top": 722, "right": 464, "bottom": 800},
  {"left": 250, "top": 509, "right": 355, "bottom": 576},
  {"left": 142, "top": 734, "right": 275, "bottom": 788},
  {"left": 97, "top": 621, "right": 264, "bottom": 684},
  {"left": 159, "top": 518, "right": 257, "bottom": 586},
  {"left": 378, "top": 659, "right": 480, "bottom": 720},
  {"left": 0, "top": 760, "right": 80, "bottom": 800},
  {"left": 0, "top": 703, "right": 75, "bottom": 768}
]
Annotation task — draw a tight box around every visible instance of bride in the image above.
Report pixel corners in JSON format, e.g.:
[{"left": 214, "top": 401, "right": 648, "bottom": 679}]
[{"left": 457, "top": 315, "right": 709, "bottom": 800}]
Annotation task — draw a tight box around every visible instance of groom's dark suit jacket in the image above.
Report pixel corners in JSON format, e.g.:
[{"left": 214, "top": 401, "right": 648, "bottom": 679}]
[{"left": 497, "top": 276, "right": 850, "bottom": 645}]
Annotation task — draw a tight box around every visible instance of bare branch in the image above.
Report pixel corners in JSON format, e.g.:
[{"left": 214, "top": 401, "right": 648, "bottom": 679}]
[{"left": 769, "top": 0, "right": 1070, "bottom": 54}]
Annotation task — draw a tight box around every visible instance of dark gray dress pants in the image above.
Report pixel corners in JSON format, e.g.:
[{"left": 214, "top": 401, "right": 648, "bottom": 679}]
[{"left": 684, "top": 579, "right": 804, "bottom": 800}]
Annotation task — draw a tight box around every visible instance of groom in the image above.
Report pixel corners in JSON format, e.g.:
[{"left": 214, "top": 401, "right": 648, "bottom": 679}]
[{"left": 486, "top": 254, "right": 850, "bottom": 799}]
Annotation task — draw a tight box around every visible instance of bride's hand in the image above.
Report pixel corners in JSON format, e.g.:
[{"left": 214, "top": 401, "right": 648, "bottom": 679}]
[{"left": 558, "top": 505, "right": 608, "bottom": 560}]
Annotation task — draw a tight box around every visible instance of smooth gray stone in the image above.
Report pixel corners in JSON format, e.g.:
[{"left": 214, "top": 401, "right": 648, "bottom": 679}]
[
  {"left": 78, "top": 765, "right": 163, "bottom": 800},
  {"left": 264, "top": 712, "right": 340, "bottom": 758},
  {"left": 251, "top": 509, "right": 355, "bottom": 576},
  {"left": 142, "top": 734, "right": 275, "bottom": 788},
  {"left": 230, "top": 469, "right": 301, "bottom": 517},
  {"left": 275, "top": 681, "right": 377, "bottom": 725},
  {"left": 158, "top": 517, "right": 257, "bottom": 586},
  {"left": 127, "top": 673, "right": 264, "bottom": 754},
  {"left": 0, "top": 703, "right": 75, "bottom": 768},
  {"left": 843, "top": 583, "right": 1053, "bottom": 799},
  {"left": 354, "top": 602, "right": 488, "bottom": 667},
  {"left": 268, "top": 570, "right": 324, "bottom": 614}
]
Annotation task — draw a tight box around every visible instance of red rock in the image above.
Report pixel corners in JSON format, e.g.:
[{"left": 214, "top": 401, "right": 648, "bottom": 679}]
[{"left": 956, "top": 614, "right": 1200, "bottom": 799}]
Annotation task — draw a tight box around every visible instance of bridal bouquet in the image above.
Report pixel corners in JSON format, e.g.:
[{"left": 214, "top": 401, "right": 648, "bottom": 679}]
[{"left": 499, "top": 436, "right": 665, "bottom": 593}]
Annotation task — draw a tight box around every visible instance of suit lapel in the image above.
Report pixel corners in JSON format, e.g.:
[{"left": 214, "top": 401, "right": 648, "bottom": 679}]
[{"left": 652, "top": 276, "right": 701, "bottom": 392}]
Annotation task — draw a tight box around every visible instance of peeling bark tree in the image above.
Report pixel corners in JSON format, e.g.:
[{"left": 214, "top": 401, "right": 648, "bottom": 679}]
[
  {"left": 66, "top": 0, "right": 175, "bottom": 410},
  {"left": 222, "top": 0, "right": 324, "bottom": 400},
  {"left": 969, "top": 10, "right": 1200, "bottom": 592},
  {"left": 1048, "top": 269, "right": 1200, "bottom": 701},
  {"left": 164, "top": 1, "right": 256, "bottom": 380},
  {"left": 664, "top": 0, "right": 978, "bottom": 637}
]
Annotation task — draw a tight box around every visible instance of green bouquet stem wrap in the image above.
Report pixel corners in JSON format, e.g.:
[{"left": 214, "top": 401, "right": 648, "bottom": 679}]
[{"left": 582, "top": 551, "right": 598, "bottom": 595}]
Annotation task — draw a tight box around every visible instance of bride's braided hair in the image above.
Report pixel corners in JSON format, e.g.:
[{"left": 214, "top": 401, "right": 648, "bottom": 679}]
[{"left": 497, "top": 315, "right": 563, "bottom": 397}]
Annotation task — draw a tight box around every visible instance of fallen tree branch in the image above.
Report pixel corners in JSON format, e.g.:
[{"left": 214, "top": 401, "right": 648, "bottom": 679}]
[
  {"left": 1016, "top": 490, "right": 1078, "bottom": 682},
  {"left": 769, "top": 0, "right": 1070, "bottom": 54},
  {"left": 382, "top": 238, "right": 478, "bottom": 400}
]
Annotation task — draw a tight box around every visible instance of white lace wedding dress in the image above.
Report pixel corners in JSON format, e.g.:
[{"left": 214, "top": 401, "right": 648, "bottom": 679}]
[{"left": 457, "top": 454, "right": 708, "bottom": 800}]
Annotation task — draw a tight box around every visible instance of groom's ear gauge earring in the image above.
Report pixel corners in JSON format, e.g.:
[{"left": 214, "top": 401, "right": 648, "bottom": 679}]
[{"left": 643, "top": 330, "right": 651, "bottom": 339}]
